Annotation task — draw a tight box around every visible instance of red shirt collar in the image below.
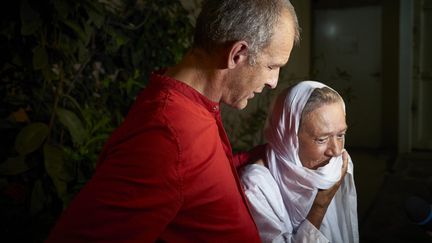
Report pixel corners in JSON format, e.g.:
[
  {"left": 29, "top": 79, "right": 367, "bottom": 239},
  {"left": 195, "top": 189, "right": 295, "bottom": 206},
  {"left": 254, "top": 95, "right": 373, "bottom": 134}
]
[{"left": 150, "top": 70, "right": 220, "bottom": 113}]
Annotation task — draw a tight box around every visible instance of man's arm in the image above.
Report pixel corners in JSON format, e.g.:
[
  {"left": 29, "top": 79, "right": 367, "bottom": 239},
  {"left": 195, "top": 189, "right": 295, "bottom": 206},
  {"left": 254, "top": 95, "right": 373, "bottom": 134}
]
[
  {"left": 46, "top": 128, "right": 183, "bottom": 242},
  {"left": 233, "top": 143, "right": 267, "bottom": 168}
]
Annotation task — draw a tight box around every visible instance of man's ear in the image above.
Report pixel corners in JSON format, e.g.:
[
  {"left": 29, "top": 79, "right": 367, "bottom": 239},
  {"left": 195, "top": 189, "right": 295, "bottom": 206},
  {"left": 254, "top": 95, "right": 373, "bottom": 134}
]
[{"left": 227, "top": 41, "right": 249, "bottom": 69}]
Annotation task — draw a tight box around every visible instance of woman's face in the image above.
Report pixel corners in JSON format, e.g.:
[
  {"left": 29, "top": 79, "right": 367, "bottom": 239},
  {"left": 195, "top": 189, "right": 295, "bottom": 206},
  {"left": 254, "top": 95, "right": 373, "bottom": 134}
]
[{"left": 298, "top": 101, "right": 347, "bottom": 170}]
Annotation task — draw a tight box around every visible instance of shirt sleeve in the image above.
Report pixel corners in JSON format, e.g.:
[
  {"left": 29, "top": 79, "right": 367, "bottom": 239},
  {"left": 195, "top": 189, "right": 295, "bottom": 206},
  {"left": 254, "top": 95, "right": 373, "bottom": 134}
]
[
  {"left": 241, "top": 165, "right": 328, "bottom": 243},
  {"left": 233, "top": 151, "right": 251, "bottom": 167},
  {"left": 233, "top": 144, "right": 267, "bottom": 168}
]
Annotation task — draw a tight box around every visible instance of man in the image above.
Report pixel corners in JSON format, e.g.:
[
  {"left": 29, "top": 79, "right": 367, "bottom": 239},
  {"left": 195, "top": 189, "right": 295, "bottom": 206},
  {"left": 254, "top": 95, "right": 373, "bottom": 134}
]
[{"left": 47, "top": 0, "right": 345, "bottom": 242}]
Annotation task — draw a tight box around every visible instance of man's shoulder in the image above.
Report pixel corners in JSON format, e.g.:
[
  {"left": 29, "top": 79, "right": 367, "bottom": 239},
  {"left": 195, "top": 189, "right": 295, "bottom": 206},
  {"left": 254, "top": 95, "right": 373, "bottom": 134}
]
[
  {"left": 165, "top": 91, "right": 214, "bottom": 120},
  {"left": 137, "top": 87, "right": 212, "bottom": 119},
  {"left": 121, "top": 87, "right": 218, "bottom": 149}
]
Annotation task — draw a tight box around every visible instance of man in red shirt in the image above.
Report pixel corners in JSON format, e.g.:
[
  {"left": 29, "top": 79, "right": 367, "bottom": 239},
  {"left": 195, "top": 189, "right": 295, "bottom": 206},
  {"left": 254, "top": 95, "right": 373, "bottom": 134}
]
[{"left": 47, "top": 0, "right": 346, "bottom": 242}]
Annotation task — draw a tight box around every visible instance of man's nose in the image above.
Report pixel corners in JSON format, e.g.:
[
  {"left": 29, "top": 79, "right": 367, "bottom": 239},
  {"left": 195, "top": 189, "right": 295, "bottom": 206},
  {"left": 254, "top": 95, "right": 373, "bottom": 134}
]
[
  {"left": 326, "top": 137, "right": 343, "bottom": 157},
  {"left": 265, "top": 76, "right": 279, "bottom": 89}
]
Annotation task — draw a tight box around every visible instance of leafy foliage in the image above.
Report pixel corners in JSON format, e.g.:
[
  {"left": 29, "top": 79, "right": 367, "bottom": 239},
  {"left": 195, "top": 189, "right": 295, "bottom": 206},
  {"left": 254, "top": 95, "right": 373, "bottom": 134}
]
[
  {"left": 222, "top": 68, "right": 301, "bottom": 152},
  {"left": 0, "top": 0, "right": 192, "bottom": 240},
  {"left": 222, "top": 90, "right": 273, "bottom": 152}
]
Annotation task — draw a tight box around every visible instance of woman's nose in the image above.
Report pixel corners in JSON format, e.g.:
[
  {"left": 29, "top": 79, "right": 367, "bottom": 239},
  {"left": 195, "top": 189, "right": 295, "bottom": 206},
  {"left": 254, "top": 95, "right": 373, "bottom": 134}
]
[{"left": 326, "top": 137, "right": 343, "bottom": 157}]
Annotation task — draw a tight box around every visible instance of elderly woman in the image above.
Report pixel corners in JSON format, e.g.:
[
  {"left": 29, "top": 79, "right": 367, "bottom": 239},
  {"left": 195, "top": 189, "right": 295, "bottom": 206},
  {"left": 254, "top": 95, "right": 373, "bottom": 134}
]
[{"left": 241, "top": 81, "right": 358, "bottom": 243}]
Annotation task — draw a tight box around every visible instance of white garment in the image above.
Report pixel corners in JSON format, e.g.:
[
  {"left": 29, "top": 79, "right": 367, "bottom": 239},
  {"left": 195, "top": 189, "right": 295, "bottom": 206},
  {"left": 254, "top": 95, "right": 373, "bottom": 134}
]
[
  {"left": 241, "top": 81, "right": 359, "bottom": 243},
  {"left": 242, "top": 164, "right": 328, "bottom": 243}
]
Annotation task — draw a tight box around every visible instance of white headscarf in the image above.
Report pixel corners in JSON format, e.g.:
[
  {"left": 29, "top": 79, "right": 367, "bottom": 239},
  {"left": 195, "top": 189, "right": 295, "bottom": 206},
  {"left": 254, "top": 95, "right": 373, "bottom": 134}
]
[{"left": 265, "top": 81, "right": 359, "bottom": 243}]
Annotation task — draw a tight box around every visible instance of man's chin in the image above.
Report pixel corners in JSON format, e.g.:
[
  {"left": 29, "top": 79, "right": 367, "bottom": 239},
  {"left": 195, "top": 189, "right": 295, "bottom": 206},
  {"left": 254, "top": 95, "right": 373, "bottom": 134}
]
[
  {"left": 237, "top": 102, "right": 248, "bottom": 110},
  {"left": 228, "top": 99, "right": 248, "bottom": 110}
]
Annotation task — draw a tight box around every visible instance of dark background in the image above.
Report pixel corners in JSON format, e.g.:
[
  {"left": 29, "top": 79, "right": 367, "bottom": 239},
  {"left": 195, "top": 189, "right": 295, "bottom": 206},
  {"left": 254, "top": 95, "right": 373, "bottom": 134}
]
[{"left": 1, "top": 0, "right": 431, "bottom": 242}]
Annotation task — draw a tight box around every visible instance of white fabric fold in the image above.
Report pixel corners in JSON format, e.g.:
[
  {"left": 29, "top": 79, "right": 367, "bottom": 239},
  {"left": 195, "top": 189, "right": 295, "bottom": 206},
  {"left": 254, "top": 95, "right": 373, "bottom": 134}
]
[
  {"left": 241, "top": 164, "right": 329, "bottom": 243},
  {"left": 264, "top": 81, "right": 359, "bottom": 242}
]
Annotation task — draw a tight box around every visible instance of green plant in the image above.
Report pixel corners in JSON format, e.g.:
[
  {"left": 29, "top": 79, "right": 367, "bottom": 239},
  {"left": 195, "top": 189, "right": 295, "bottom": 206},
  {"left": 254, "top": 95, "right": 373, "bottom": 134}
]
[
  {"left": 222, "top": 90, "right": 273, "bottom": 152},
  {"left": 0, "top": 0, "right": 192, "bottom": 240}
]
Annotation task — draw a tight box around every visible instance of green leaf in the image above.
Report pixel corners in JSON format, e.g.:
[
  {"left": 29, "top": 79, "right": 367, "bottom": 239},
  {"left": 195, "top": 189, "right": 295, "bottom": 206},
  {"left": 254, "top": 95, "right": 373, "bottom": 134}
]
[
  {"left": 58, "top": 33, "right": 73, "bottom": 53},
  {"left": 115, "top": 34, "right": 127, "bottom": 47},
  {"left": 43, "top": 144, "right": 65, "bottom": 178},
  {"left": 62, "top": 95, "right": 83, "bottom": 112},
  {"left": 44, "top": 144, "right": 75, "bottom": 208},
  {"left": 87, "top": 8, "right": 105, "bottom": 28},
  {"left": 0, "top": 156, "right": 28, "bottom": 175},
  {"left": 30, "top": 180, "right": 45, "bottom": 215},
  {"left": 15, "top": 122, "right": 49, "bottom": 155},
  {"left": 56, "top": 108, "right": 86, "bottom": 145},
  {"left": 78, "top": 42, "right": 89, "bottom": 63},
  {"left": 32, "top": 45, "right": 49, "bottom": 70},
  {"left": 20, "top": 0, "right": 42, "bottom": 35},
  {"left": 63, "top": 146, "right": 83, "bottom": 162},
  {"left": 83, "top": 23, "right": 94, "bottom": 45},
  {"left": 90, "top": 116, "right": 111, "bottom": 135},
  {"left": 84, "top": 134, "right": 109, "bottom": 148},
  {"left": 44, "top": 144, "right": 76, "bottom": 182},
  {"left": 62, "top": 19, "right": 87, "bottom": 43},
  {"left": 52, "top": 0, "right": 71, "bottom": 18},
  {"left": 43, "top": 144, "right": 73, "bottom": 203}
]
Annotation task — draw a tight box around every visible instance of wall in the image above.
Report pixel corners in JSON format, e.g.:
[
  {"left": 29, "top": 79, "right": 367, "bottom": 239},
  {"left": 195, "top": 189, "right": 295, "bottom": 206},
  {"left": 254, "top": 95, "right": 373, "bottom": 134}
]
[
  {"left": 381, "top": 0, "right": 399, "bottom": 149},
  {"left": 281, "top": 0, "right": 312, "bottom": 87},
  {"left": 412, "top": 0, "right": 432, "bottom": 150},
  {"left": 312, "top": 6, "right": 383, "bottom": 148}
]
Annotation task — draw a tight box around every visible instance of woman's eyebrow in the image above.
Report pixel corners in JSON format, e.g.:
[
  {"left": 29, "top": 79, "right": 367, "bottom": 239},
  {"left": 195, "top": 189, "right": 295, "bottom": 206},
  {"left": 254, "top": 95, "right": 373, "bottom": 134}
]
[
  {"left": 315, "top": 126, "right": 348, "bottom": 137},
  {"left": 340, "top": 126, "right": 348, "bottom": 133}
]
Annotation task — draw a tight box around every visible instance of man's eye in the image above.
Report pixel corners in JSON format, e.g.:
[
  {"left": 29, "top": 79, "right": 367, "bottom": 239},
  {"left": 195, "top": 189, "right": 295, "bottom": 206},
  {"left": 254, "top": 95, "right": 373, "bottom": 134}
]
[{"left": 337, "top": 134, "right": 346, "bottom": 139}]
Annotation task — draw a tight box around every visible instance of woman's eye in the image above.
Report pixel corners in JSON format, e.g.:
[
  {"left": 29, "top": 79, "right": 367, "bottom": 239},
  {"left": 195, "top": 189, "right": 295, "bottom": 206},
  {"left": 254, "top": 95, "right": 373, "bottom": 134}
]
[
  {"left": 316, "top": 138, "right": 328, "bottom": 144},
  {"left": 268, "top": 66, "right": 273, "bottom": 70}
]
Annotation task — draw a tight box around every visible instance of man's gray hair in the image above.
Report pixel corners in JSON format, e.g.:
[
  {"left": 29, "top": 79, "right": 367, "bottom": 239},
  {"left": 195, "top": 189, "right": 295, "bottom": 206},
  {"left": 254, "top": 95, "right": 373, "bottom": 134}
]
[{"left": 193, "top": 0, "right": 300, "bottom": 65}]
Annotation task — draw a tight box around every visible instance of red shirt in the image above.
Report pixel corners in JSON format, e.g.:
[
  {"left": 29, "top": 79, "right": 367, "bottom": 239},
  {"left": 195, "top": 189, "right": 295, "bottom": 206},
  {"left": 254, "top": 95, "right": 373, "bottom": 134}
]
[{"left": 47, "top": 71, "right": 261, "bottom": 242}]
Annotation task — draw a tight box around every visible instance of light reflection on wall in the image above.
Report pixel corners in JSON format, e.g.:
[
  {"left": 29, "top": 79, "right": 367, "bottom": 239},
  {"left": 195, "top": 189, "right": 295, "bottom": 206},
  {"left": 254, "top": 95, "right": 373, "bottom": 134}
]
[{"left": 326, "top": 23, "right": 337, "bottom": 37}]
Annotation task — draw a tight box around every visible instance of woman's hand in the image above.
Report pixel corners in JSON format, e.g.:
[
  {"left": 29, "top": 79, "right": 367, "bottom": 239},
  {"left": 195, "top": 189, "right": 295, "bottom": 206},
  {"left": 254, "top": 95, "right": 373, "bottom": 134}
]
[{"left": 306, "top": 150, "right": 349, "bottom": 229}]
